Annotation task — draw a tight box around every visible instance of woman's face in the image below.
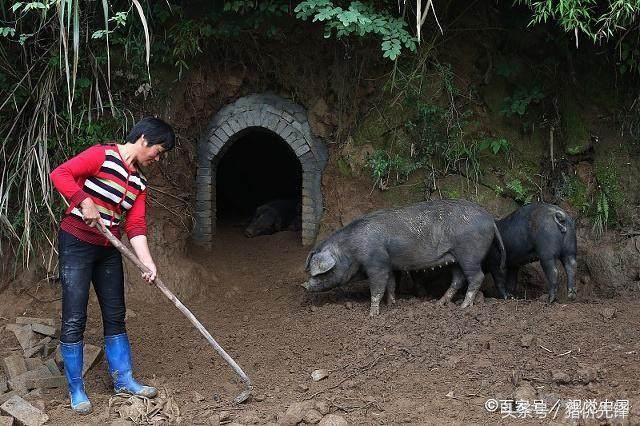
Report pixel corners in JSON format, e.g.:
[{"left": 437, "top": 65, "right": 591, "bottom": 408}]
[{"left": 139, "top": 140, "right": 166, "bottom": 167}]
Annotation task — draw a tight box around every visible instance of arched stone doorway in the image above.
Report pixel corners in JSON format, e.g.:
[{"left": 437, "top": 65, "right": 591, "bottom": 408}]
[{"left": 192, "top": 94, "right": 328, "bottom": 247}]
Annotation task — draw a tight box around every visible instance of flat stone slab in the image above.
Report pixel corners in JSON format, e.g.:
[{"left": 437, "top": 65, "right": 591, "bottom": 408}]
[
  {"left": 25, "top": 376, "right": 65, "bottom": 390},
  {"left": 14, "top": 318, "right": 55, "bottom": 327},
  {"left": 8, "top": 366, "right": 52, "bottom": 395},
  {"left": 4, "top": 325, "right": 37, "bottom": 352},
  {"left": 2, "top": 356, "right": 26, "bottom": 380},
  {"left": 23, "top": 359, "right": 42, "bottom": 372},
  {"left": 23, "top": 337, "right": 51, "bottom": 359},
  {"left": 44, "top": 359, "right": 60, "bottom": 376},
  {"left": 30, "top": 324, "right": 56, "bottom": 338},
  {"left": 0, "top": 395, "right": 48, "bottom": 426}
]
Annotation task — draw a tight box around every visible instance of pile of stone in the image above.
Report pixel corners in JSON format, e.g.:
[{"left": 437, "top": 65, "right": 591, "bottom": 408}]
[
  {"left": 278, "top": 400, "right": 348, "bottom": 426},
  {"left": 0, "top": 316, "right": 101, "bottom": 426}
]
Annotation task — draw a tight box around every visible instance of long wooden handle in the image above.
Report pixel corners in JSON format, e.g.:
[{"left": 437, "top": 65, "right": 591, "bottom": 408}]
[{"left": 97, "top": 224, "right": 252, "bottom": 388}]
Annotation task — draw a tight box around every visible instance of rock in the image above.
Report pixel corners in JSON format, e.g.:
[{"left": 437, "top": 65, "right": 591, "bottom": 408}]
[
  {"left": 30, "top": 324, "right": 56, "bottom": 338},
  {"left": 23, "top": 359, "right": 43, "bottom": 372},
  {"left": 514, "top": 382, "right": 537, "bottom": 402},
  {"left": 538, "top": 392, "right": 562, "bottom": 410},
  {"left": 22, "top": 389, "right": 41, "bottom": 401},
  {"left": 218, "top": 411, "right": 231, "bottom": 421},
  {"left": 601, "top": 308, "right": 616, "bottom": 320},
  {"left": 0, "top": 415, "right": 13, "bottom": 426},
  {"left": 297, "top": 384, "right": 309, "bottom": 392},
  {"left": 193, "top": 391, "right": 205, "bottom": 402},
  {"left": 552, "top": 370, "right": 571, "bottom": 384},
  {"left": 575, "top": 366, "right": 598, "bottom": 384},
  {"left": 42, "top": 341, "right": 55, "bottom": 358},
  {"left": 314, "top": 400, "right": 330, "bottom": 415},
  {"left": 303, "top": 409, "right": 323, "bottom": 424},
  {"left": 521, "top": 334, "right": 535, "bottom": 348},
  {"left": 23, "top": 337, "right": 52, "bottom": 358},
  {"left": 4, "top": 325, "right": 37, "bottom": 352},
  {"left": 44, "top": 360, "right": 60, "bottom": 376},
  {"left": 14, "top": 318, "right": 55, "bottom": 328},
  {"left": 253, "top": 394, "right": 265, "bottom": 402},
  {"left": 0, "top": 395, "right": 48, "bottom": 426},
  {"left": 318, "top": 414, "right": 349, "bottom": 426},
  {"left": 345, "top": 302, "right": 353, "bottom": 310},
  {"left": 238, "top": 410, "right": 260, "bottom": 424},
  {"left": 8, "top": 366, "right": 52, "bottom": 394},
  {"left": 310, "top": 306, "right": 318, "bottom": 313},
  {"left": 311, "top": 369, "right": 329, "bottom": 382},
  {"left": 0, "top": 392, "right": 17, "bottom": 405},
  {"left": 25, "top": 375, "right": 65, "bottom": 389},
  {"left": 206, "top": 414, "right": 220, "bottom": 426},
  {"left": 2, "top": 356, "right": 27, "bottom": 380},
  {"left": 30, "top": 400, "right": 45, "bottom": 412},
  {"left": 280, "top": 401, "right": 314, "bottom": 426}
]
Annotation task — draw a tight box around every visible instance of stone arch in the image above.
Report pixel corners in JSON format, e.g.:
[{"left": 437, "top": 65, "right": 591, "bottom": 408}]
[{"left": 192, "top": 94, "right": 328, "bottom": 247}]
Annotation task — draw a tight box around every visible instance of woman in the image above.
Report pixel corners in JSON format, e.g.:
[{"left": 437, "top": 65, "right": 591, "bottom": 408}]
[{"left": 50, "top": 117, "right": 175, "bottom": 414}]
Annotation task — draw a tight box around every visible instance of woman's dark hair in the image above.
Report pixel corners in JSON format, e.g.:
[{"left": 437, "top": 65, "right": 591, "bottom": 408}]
[{"left": 126, "top": 117, "right": 176, "bottom": 150}]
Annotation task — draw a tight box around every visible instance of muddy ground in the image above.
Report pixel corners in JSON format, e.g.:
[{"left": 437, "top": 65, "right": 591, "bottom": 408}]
[{"left": 1, "top": 225, "right": 640, "bottom": 425}]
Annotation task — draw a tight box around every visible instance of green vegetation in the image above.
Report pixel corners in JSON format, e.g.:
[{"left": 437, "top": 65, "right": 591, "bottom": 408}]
[
  {"left": 563, "top": 174, "right": 589, "bottom": 214},
  {"left": 591, "top": 160, "right": 624, "bottom": 237}
]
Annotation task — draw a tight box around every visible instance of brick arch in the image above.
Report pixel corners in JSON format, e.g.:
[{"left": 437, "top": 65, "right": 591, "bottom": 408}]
[{"left": 192, "top": 94, "right": 328, "bottom": 247}]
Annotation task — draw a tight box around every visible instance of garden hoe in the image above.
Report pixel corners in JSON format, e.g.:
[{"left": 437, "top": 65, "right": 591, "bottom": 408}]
[{"left": 96, "top": 223, "right": 253, "bottom": 404}]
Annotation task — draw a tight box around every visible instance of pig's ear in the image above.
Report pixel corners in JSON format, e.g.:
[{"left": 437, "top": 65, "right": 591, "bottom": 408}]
[{"left": 309, "top": 250, "right": 336, "bottom": 276}]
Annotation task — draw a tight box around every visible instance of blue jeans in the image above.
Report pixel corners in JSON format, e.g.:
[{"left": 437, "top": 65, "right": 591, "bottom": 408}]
[{"left": 58, "top": 230, "right": 126, "bottom": 343}]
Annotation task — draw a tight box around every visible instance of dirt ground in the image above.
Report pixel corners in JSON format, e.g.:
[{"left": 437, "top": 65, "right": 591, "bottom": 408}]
[{"left": 2, "top": 223, "right": 640, "bottom": 426}]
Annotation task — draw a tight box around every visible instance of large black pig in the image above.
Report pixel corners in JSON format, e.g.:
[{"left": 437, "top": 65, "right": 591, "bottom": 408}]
[
  {"left": 302, "top": 200, "right": 506, "bottom": 316},
  {"left": 485, "top": 202, "right": 577, "bottom": 303},
  {"left": 244, "top": 199, "right": 301, "bottom": 238}
]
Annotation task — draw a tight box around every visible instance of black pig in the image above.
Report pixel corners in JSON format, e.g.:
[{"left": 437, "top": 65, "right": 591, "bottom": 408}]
[
  {"left": 486, "top": 202, "right": 577, "bottom": 303},
  {"left": 302, "top": 200, "right": 506, "bottom": 316},
  {"left": 244, "top": 199, "right": 300, "bottom": 238}
]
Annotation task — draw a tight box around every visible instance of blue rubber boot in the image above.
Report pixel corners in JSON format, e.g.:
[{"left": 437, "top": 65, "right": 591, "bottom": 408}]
[
  {"left": 104, "top": 333, "right": 157, "bottom": 398},
  {"left": 60, "top": 341, "right": 93, "bottom": 414}
]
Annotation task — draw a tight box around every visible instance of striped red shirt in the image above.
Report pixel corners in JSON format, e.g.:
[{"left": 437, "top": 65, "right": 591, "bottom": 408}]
[{"left": 50, "top": 144, "right": 148, "bottom": 246}]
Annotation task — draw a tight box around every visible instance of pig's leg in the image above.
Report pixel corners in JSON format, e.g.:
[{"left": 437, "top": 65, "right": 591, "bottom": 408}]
[
  {"left": 386, "top": 273, "right": 397, "bottom": 305},
  {"left": 488, "top": 261, "right": 509, "bottom": 299},
  {"left": 437, "top": 267, "right": 465, "bottom": 305},
  {"left": 561, "top": 255, "right": 577, "bottom": 300},
  {"left": 505, "top": 267, "right": 519, "bottom": 297},
  {"left": 460, "top": 266, "right": 485, "bottom": 309},
  {"left": 540, "top": 258, "right": 559, "bottom": 303},
  {"left": 366, "top": 267, "right": 390, "bottom": 317}
]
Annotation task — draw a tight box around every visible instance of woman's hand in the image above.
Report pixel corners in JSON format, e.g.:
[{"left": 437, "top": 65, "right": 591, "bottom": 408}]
[
  {"left": 80, "top": 198, "right": 101, "bottom": 227},
  {"left": 130, "top": 235, "right": 157, "bottom": 285},
  {"left": 141, "top": 260, "right": 157, "bottom": 284}
]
